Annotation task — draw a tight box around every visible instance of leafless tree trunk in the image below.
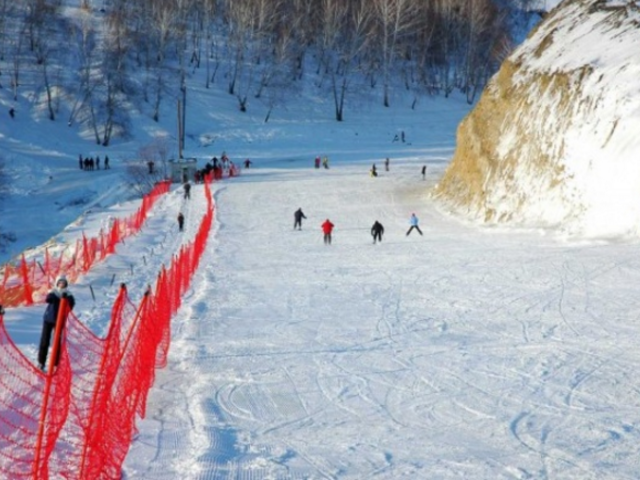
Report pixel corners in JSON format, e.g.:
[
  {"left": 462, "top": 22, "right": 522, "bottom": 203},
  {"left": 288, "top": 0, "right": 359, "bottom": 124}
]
[{"left": 372, "top": 0, "right": 420, "bottom": 107}]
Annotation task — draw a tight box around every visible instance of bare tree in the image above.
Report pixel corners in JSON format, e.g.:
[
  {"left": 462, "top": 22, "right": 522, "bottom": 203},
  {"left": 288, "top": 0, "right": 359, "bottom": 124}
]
[
  {"left": 224, "top": 0, "right": 283, "bottom": 112},
  {"left": 319, "top": 0, "right": 372, "bottom": 121},
  {"left": 202, "top": 0, "right": 221, "bottom": 88},
  {"left": 257, "top": 19, "right": 299, "bottom": 122},
  {"left": 0, "top": 156, "right": 16, "bottom": 253},
  {"left": 285, "top": 0, "right": 319, "bottom": 80},
  {"left": 124, "top": 137, "right": 172, "bottom": 195},
  {"left": 462, "top": 0, "right": 510, "bottom": 103},
  {"left": 149, "top": 0, "right": 177, "bottom": 122},
  {"left": 371, "top": 0, "right": 420, "bottom": 107},
  {"left": 0, "top": 0, "right": 14, "bottom": 64}
]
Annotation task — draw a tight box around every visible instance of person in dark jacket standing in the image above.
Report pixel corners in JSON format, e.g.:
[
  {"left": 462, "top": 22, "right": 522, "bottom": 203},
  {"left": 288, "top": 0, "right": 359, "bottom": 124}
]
[
  {"left": 321, "top": 219, "right": 334, "bottom": 245},
  {"left": 294, "top": 208, "right": 307, "bottom": 230},
  {"left": 38, "top": 274, "right": 75, "bottom": 371},
  {"left": 371, "top": 220, "right": 384, "bottom": 244},
  {"left": 184, "top": 181, "right": 191, "bottom": 199},
  {"left": 177, "top": 212, "right": 185, "bottom": 232}
]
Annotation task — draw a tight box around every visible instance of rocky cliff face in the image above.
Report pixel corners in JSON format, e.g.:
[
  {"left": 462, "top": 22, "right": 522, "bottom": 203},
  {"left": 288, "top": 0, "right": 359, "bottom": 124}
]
[{"left": 435, "top": 0, "right": 640, "bottom": 238}]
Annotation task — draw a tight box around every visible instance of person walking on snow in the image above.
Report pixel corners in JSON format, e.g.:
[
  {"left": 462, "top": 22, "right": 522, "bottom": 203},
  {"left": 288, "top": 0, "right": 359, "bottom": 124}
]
[
  {"left": 406, "top": 213, "right": 423, "bottom": 236},
  {"left": 294, "top": 208, "right": 307, "bottom": 230},
  {"left": 38, "top": 274, "right": 75, "bottom": 371},
  {"left": 321, "top": 219, "right": 335, "bottom": 245},
  {"left": 371, "top": 220, "right": 384, "bottom": 244},
  {"left": 184, "top": 181, "right": 191, "bottom": 199},
  {"left": 177, "top": 212, "right": 185, "bottom": 232}
]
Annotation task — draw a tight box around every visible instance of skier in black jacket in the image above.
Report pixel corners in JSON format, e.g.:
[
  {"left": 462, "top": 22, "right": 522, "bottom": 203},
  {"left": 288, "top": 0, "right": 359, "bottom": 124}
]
[
  {"left": 371, "top": 220, "right": 384, "bottom": 244},
  {"left": 294, "top": 208, "right": 307, "bottom": 230},
  {"left": 38, "top": 274, "right": 75, "bottom": 371}
]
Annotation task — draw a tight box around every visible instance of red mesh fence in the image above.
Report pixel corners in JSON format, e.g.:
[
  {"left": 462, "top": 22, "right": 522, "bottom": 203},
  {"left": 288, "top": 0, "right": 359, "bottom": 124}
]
[
  {"left": 0, "top": 317, "right": 72, "bottom": 480},
  {"left": 0, "top": 177, "right": 215, "bottom": 479},
  {"left": 0, "top": 180, "right": 171, "bottom": 308}
]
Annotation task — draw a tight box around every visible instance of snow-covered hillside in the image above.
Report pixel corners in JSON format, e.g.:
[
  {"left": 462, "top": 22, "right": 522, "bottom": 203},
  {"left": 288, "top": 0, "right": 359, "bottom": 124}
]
[
  {"left": 435, "top": 0, "right": 640, "bottom": 238},
  {"left": 4, "top": 1, "right": 640, "bottom": 478}
]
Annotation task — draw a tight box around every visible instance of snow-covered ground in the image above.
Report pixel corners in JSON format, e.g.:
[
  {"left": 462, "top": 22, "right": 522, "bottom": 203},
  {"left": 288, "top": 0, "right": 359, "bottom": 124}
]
[
  {"left": 2, "top": 13, "right": 640, "bottom": 476},
  {"left": 121, "top": 165, "right": 640, "bottom": 480},
  {"left": 3, "top": 95, "right": 640, "bottom": 478}
]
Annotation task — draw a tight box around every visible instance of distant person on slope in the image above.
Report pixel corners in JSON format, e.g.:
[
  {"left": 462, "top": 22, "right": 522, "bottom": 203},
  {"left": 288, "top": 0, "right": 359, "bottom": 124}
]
[
  {"left": 38, "top": 274, "right": 75, "bottom": 372},
  {"left": 421, "top": 165, "right": 427, "bottom": 180},
  {"left": 371, "top": 221, "right": 384, "bottom": 244},
  {"left": 184, "top": 181, "right": 191, "bottom": 200},
  {"left": 406, "top": 213, "right": 423, "bottom": 237},
  {"left": 321, "top": 219, "right": 335, "bottom": 245},
  {"left": 177, "top": 212, "right": 185, "bottom": 232},
  {"left": 294, "top": 208, "right": 307, "bottom": 230}
]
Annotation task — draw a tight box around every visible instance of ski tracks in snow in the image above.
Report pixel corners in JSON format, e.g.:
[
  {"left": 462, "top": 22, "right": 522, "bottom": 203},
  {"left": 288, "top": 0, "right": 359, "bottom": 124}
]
[{"left": 123, "top": 165, "right": 640, "bottom": 479}]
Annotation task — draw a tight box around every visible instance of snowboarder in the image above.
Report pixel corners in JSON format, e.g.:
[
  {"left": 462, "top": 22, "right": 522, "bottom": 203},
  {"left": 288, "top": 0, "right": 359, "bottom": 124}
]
[
  {"left": 371, "top": 221, "right": 384, "bottom": 244},
  {"left": 38, "top": 274, "right": 75, "bottom": 372},
  {"left": 294, "top": 208, "right": 307, "bottom": 230},
  {"left": 321, "top": 219, "right": 334, "bottom": 245},
  {"left": 184, "top": 181, "right": 191, "bottom": 199},
  {"left": 406, "top": 213, "right": 423, "bottom": 236},
  {"left": 177, "top": 212, "right": 185, "bottom": 232},
  {"left": 421, "top": 165, "right": 426, "bottom": 180}
]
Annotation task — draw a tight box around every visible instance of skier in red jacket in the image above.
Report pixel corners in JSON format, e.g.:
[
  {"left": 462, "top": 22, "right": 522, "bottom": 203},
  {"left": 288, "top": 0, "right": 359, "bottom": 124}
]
[{"left": 321, "top": 219, "right": 334, "bottom": 245}]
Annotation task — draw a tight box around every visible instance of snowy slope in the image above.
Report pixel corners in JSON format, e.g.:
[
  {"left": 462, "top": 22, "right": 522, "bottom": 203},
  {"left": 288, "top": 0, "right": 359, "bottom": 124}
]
[
  {"left": 6, "top": 90, "right": 640, "bottom": 477},
  {"left": 120, "top": 159, "right": 640, "bottom": 479},
  {"left": 1, "top": 1, "right": 640, "bottom": 477},
  {"left": 436, "top": 0, "right": 640, "bottom": 239}
]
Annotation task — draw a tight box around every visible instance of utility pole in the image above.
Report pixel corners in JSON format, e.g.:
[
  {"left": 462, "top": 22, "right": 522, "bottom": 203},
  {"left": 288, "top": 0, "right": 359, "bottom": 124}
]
[{"left": 177, "top": 99, "right": 183, "bottom": 159}]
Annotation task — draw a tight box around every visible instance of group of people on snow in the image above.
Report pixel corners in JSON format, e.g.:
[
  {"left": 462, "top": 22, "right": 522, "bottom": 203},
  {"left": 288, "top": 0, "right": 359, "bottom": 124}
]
[
  {"left": 314, "top": 156, "right": 330, "bottom": 169},
  {"left": 294, "top": 208, "right": 423, "bottom": 245},
  {"left": 79, "top": 154, "right": 109, "bottom": 171}
]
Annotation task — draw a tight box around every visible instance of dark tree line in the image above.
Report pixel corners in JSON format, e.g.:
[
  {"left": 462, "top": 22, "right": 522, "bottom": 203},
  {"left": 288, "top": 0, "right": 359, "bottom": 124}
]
[{"left": 0, "top": 0, "right": 540, "bottom": 140}]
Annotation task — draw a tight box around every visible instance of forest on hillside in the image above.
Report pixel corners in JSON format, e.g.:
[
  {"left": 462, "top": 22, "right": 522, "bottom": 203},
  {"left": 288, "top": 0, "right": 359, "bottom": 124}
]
[{"left": 0, "top": 0, "right": 541, "bottom": 144}]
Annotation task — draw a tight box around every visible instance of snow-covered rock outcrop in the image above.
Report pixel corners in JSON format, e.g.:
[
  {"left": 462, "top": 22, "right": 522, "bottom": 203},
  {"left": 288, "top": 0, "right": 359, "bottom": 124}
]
[{"left": 435, "top": 0, "right": 640, "bottom": 238}]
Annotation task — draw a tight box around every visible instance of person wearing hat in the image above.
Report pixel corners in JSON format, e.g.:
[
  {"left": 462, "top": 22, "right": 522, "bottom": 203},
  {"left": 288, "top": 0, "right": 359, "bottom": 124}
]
[{"left": 37, "top": 274, "right": 75, "bottom": 372}]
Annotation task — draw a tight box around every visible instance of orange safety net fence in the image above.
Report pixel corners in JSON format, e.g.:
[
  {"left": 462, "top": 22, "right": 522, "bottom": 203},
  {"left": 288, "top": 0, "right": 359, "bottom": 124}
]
[
  {"left": 0, "top": 176, "right": 215, "bottom": 479},
  {"left": 0, "top": 180, "right": 171, "bottom": 308}
]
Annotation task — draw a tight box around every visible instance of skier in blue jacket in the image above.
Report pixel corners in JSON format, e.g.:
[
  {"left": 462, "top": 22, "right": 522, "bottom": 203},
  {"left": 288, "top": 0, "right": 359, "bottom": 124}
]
[{"left": 406, "top": 213, "right": 423, "bottom": 236}]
